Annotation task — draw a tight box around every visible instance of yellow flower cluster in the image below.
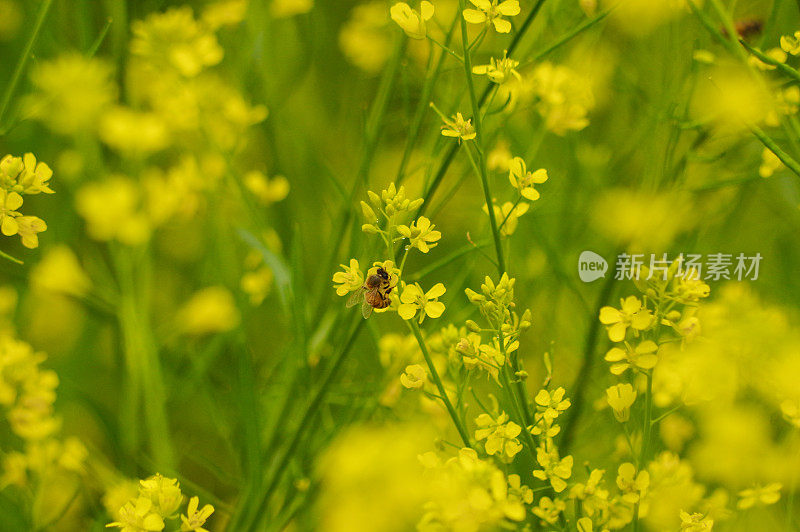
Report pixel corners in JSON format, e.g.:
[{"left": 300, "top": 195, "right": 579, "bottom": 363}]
[
  {"left": 106, "top": 473, "right": 214, "bottom": 532},
  {"left": 0, "top": 153, "right": 53, "bottom": 249}
]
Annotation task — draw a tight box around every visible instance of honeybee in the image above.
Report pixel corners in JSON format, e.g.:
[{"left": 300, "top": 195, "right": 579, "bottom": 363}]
[{"left": 347, "top": 267, "right": 393, "bottom": 319}]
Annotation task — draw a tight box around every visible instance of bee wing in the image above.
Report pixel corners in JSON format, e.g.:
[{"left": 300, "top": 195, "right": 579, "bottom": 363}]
[
  {"left": 346, "top": 287, "right": 365, "bottom": 308},
  {"left": 361, "top": 298, "right": 374, "bottom": 319}
]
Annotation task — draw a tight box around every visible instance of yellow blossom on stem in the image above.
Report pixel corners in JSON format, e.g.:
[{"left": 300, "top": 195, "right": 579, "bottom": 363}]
[
  {"left": 397, "top": 216, "right": 441, "bottom": 253},
  {"left": 398, "top": 282, "right": 446, "bottom": 323},
  {"left": 532, "top": 496, "right": 566, "bottom": 524},
  {"left": 616, "top": 462, "right": 649, "bottom": 504},
  {"left": 390, "top": 1, "right": 434, "bottom": 40},
  {"left": 604, "top": 340, "right": 658, "bottom": 375},
  {"left": 472, "top": 50, "right": 521, "bottom": 84},
  {"left": 780, "top": 31, "right": 800, "bottom": 55},
  {"left": 440, "top": 112, "right": 477, "bottom": 142},
  {"left": 599, "top": 296, "right": 653, "bottom": 342},
  {"left": 332, "top": 259, "right": 364, "bottom": 296},
  {"left": 400, "top": 364, "right": 427, "bottom": 389},
  {"left": 569, "top": 469, "right": 609, "bottom": 517},
  {"left": 605, "top": 383, "right": 637, "bottom": 422},
  {"left": 534, "top": 387, "right": 571, "bottom": 423},
  {"left": 180, "top": 496, "right": 214, "bottom": 532},
  {"left": 106, "top": 496, "right": 165, "bottom": 531},
  {"left": 474, "top": 412, "right": 523, "bottom": 460},
  {"left": 462, "top": 0, "right": 520, "bottom": 34},
  {"left": 533, "top": 446, "right": 573, "bottom": 492},
  {"left": 508, "top": 157, "right": 548, "bottom": 201},
  {"left": 483, "top": 200, "right": 529, "bottom": 236}
]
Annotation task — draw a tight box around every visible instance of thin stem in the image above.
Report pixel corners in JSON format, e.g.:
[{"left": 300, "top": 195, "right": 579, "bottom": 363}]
[
  {"left": 464, "top": 142, "right": 506, "bottom": 274},
  {"left": 408, "top": 319, "right": 472, "bottom": 447},
  {"left": 0, "top": 0, "right": 53, "bottom": 129}
]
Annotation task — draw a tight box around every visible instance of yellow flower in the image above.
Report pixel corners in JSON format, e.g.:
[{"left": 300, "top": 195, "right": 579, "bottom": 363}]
[
  {"left": 532, "top": 496, "right": 565, "bottom": 524},
  {"left": 390, "top": 1, "right": 434, "bottom": 40},
  {"left": 462, "top": 0, "right": 520, "bottom": 34},
  {"left": 604, "top": 340, "right": 658, "bottom": 375},
  {"left": 508, "top": 157, "right": 548, "bottom": 201},
  {"left": 106, "top": 496, "right": 165, "bottom": 531},
  {"left": 534, "top": 387, "right": 571, "bottom": 423},
  {"left": 530, "top": 61, "right": 594, "bottom": 135},
  {"left": 241, "top": 267, "right": 273, "bottom": 306},
  {"left": 271, "top": 0, "right": 314, "bottom": 18},
  {"left": 605, "top": 383, "right": 636, "bottom": 422},
  {"left": 780, "top": 31, "right": 800, "bottom": 55},
  {"left": 75, "top": 176, "right": 151, "bottom": 245},
  {"left": 397, "top": 216, "right": 441, "bottom": 253},
  {"left": 483, "top": 200, "right": 529, "bottom": 236},
  {"left": 332, "top": 259, "right": 364, "bottom": 296},
  {"left": 398, "top": 282, "right": 446, "bottom": 323},
  {"left": 569, "top": 469, "right": 609, "bottom": 517},
  {"left": 244, "top": 171, "right": 289, "bottom": 204},
  {"left": 176, "top": 287, "right": 240, "bottom": 336},
  {"left": 130, "top": 7, "right": 223, "bottom": 77},
  {"left": 440, "top": 112, "right": 476, "bottom": 142},
  {"left": 180, "top": 496, "right": 214, "bottom": 532},
  {"left": 14, "top": 216, "right": 47, "bottom": 249},
  {"left": 616, "top": 462, "right": 649, "bottom": 504},
  {"left": 30, "top": 245, "right": 91, "bottom": 297},
  {"left": 749, "top": 47, "right": 787, "bottom": 70},
  {"left": 533, "top": 446, "right": 573, "bottom": 492},
  {"left": 0, "top": 189, "right": 23, "bottom": 236},
  {"left": 400, "top": 364, "right": 427, "bottom": 389},
  {"left": 679, "top": 510, "right": 713, "bottom": 531},
  {"left": 25, "top": 53, "right": 116, "bottom": 135},
  {"left": 474, "top": 412, "right": 523, "bottom": 460},
  {"left": 15, "top": 153, "right": 55, "bottom": 195},
  {"left": 759, "top": 148, "right": 784, "bottom": 178},
  {"left": 737, "top": 483, "right": 782, "bottom": 509},
  {"left": 472, "top": 50, "right": 521, "bottom": 84},
  {"left": 456, "top": 334, "right": 508, "bottom": 382},
  {"left": 139, "top": 473, "right": 183, "bottom": 517},
  {"left": 99, "top": 107, "right": 170, "bottom": 156},
  {"left": 599, "top": 296, "right": 653, "bottom": 342}
]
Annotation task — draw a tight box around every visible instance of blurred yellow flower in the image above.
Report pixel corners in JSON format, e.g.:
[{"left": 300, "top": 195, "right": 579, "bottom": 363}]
[
  {"left": 131, "top": 7, "right": 223, "bottom": 77},
  {"left": 106, "top": 496, "right": 165, "bottom": 531},
  {"left": 75, "top": 176, "right": 151, "bottom": 245},
  {"left": 483, "top": 200, "right": 529, "bottom": 236},
  {"left": 780, "top": 31, "right": 800, "bottom": 55},
  {"left": 390, "top": 1, "right": 434, "bottom": 40},
  {"left": 679, "top": 510, "right": 713, "bottom": 531},
  {"left": 616, "top": 462, "right": 649, "bottom": 504},
  {"left": 400, "top": 364, "right": 427, "bottom": 389},
  {"left": 533, "top": 446, "right": 573, "bottom": 492},
  {"left": 271, "top": 0, "right": 314, "bottom": 18},
  {"left": 244, "top": 171, "right": 290, "bottom": 204},
  {"left": 25, "top": 53, "right": 116, "bottom": 135},
  {"left": 759, "top": 148, "right": 784, "bottom": 178},
  {"left": 30, "top": 245, "right": 91, "bottom": 297},
  {"left": 737, "top": 483, "right": 782, "bottom": 509},
  {"left": 474, "top": 412, "right": 523, "bottom": 460},
  {"left": 176, "top": 287, "right": 240, "bottom": 335},
  {"left": 180, "top": 496, "right": 214, "bottom": 532},
  {"left": 605, "top": 340, "right": 658, "bottom": 375}
]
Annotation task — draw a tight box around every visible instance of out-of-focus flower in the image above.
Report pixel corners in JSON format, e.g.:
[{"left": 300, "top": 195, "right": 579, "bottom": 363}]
[
  {"left": 529, "top": 62, "right": 594, "bottom": 135},
  {"left": 30, "top": 246, "right": 91, "bottom": 297},
  {"left": 532, "top": 496, "right": 565, "bottom": 524},
  {"left": 244, "top": 171, "right": 289, "bottom": 204},
  {"left": 483, "top": 200, "right": 529, "bottom": 236},
  {"left": 474, "top": 412, "right": 523, "bottom": 460},
  {"left": 400, "top": 364, "right": 427, "bottom": 389},
  {"left": 130, "top": 7, "right": 223, "bottom": 77},
  {"left": 737, "top": 483, "right": 782, "bottom": 509},
  {"left": 679, "top": 510, "right": 713, "bottom": 531},
  {"left": 533, "top": 446, "right": 573, "bottom": 492},
  {"left": 462, "top": 0, "right": 520, "bottom": 34},
  {"left": 75, "top": 176, "right": 151, "bottom": 245},
  {"left": 339, "top": 3, "right": 392, "bottom": 74},
  {"left": 25, "top": 54, "right": 116, "bottom": 135},
  {"left": 390, "top": 2, "right": 434, "bottom": 40},
  {"left": 176, "top": 287, "right": 240, "bottom": 335},
  {"left": 271, "top": 0, "right": 313, "bottom": 18},
  {"left": 616, "top": 462, "right": 649, "bottom": 504},
  {"left": 759, "top": 148, "right": 784, "bottom": 178},
  {"left": 780, "top": 31, "right": 800, "bottom": 55},
  {"left": 106, "top": 496, "right": 165, "bottom": 531},
  {"left": 99, "top": 107, "right": 170, "bottom": 156},
  {"left": 202, "top": 0, "right": 248, "bottom": 29}
]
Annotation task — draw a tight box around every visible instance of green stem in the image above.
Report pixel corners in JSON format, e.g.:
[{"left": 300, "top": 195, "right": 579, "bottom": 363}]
[
  {"left": 464, "top": 143, "right": 506, "bottom": 274},
  {"left": 408, "top": 319, "right": 471, "bottom": 447},
  {"left": 751, "top": 124, "right": 800, "bottom": 178},
  {"left": 0, "top": 0, "right": 53, "bottom": 129},
  {"left": 740, "top": 39, "right": 800, "bottom": 84}
]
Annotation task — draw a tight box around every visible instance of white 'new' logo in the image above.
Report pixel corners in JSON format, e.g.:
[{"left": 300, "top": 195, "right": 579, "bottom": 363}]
[{"left": 578, "top": 251, "right": 607, "bottom": 282}]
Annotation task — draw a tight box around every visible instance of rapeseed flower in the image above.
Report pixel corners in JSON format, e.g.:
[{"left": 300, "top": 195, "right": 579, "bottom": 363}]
[
  {"left": 472, "top": 51, "right": 521, "bottom": 84},
  {"left": 440, "top": 112, "right": 476, "bottom": 142},
  {"left": 606, "top": 383, "right": 637, "bottom": 422},
  {"left": 180, "top": 497, "right": 214, "bottom": 532},
  {"left": 462, "top": 0, "right": 520, "bottom": 34},
  {"left": 398, "top": 283, "right": 446, "bottom": 323},
  {"left": 390, "top": 2, "right": 434, "bottom": 40},
  {"left": 599, "top": 296, "right": 653, "bottom": 342},
  {"left": 397, "top": 216, "right": 441, "bottom": 253},
  {"left": 605, "top": 340, "right": 658, "bottom": 375},
  {"left": 400, "top": 364, "right": 427, "bottom": 389},
  {"left": 533, "top": 446, "right": 573, "bottom": 492},
  {"left": 508, "top": 157, "right": 547, "bottom": 200}
]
